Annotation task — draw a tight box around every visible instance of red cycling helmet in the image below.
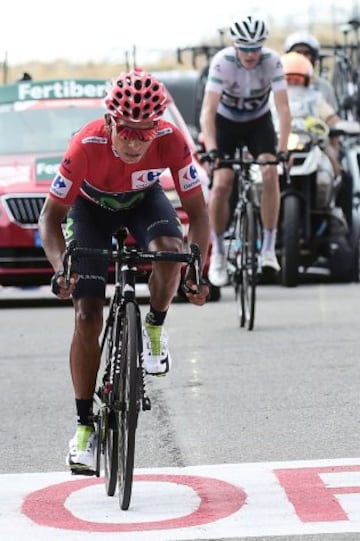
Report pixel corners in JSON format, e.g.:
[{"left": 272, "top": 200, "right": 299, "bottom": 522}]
[{"left": 104, "top": 69, "right": 168, "bottom": 122}]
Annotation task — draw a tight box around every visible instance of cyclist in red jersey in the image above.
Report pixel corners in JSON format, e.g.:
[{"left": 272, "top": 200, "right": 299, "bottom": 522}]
[{"left": 38, "top": 69, "right": 210, "bottom": 474}]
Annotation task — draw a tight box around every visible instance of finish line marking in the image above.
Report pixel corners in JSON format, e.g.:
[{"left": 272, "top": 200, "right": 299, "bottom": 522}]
[{"left": 2, "top": 458, "right": 360, "bottom": 540}]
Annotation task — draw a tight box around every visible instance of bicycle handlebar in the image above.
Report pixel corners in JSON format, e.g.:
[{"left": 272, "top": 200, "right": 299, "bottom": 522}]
[
  {"left": 59, "top": 240, "right": 203, "bottom": 295},
  {"left": 208, "top": 155, "right": 291, "bottom": 184},
  {"left": 215, "top": 157, "right": 281, "bottom": 167}
]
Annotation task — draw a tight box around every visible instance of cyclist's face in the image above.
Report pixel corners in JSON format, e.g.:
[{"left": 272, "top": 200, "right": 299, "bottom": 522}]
[
  {"left": 107, "top": 116, "right": 158, "bottom": 164},
  {"left": 236, "top": 46, "right": 262, "bottom": 69}
]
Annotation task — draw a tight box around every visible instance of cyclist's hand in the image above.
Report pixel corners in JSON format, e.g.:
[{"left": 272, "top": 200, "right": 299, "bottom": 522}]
[
  {"left": 51, "top": 270, "right": 78, "bottom": 299},
  {"left": 184, "top": 278, "right": 209, "bottom": 306},
  {"left": 201, "top": 149, "right": 220, "bottom": 177},
  {"left": 276, "top": 150, "right": 289, "bottom": 163}
]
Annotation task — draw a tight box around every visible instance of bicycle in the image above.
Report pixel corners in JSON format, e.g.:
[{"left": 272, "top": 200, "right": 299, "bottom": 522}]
[
  {"left": 329, "top": 19, "right": 360, "bottom": 121},
  {"left": 60, "top": 227, "right": 202, "bottom": 510},
  {"left": 208, "top": 150, "right": 280, "bottom": 330}
]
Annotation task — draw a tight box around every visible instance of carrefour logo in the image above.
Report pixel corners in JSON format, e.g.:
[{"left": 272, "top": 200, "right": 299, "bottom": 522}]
[
  {"left": 18, "top": 80, "right": 108, "bottom": 101},
  {"left": 178, "top": 163, "right": 200, "bottom": 191},
  {"left": 132, "top": 169, "right": 165, "bottom": 189},
  {"left": 35, "top": 157, "right": 62, "bottom": 181}
]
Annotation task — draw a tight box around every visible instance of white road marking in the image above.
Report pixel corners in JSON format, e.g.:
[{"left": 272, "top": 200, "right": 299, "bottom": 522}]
[{"left": 2, "top": 458, "right": 360, "bottom": 540}]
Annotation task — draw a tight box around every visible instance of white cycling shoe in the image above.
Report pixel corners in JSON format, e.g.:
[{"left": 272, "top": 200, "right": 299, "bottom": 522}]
[
  {"left": 260, "top": 251, "right": 281, "bottom": 272},
  {"left": 66, "top": 425, "right": 96, "bottom": 474},
  {"left": 208, "top": 253, "right": 228, "bottom": 287},
  {"left": 142, "top": 323, "right": 172, "bottom": 376}
]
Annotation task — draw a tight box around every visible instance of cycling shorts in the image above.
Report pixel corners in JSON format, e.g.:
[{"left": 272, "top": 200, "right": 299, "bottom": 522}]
[
  {"left": 215, "top": 110, "right": 277, "bottom": 163},
  {"left": 65, "top": 182, "right": 183, "bottom": 299}
]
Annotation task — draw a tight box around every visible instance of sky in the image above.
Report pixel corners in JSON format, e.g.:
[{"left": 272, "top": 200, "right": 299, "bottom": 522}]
[{"left": 2, "top": 0, "right": 359, "bottom": 65}]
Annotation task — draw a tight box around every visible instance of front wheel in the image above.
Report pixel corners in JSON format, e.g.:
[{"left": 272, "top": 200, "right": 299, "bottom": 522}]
[
  {"left": 118, "top": 302, "right": 140, "bottom": 511},
  {"left": 281, "top": 195, "right": 301, "bottom": 287},
  {"left": 238, "top": 204, "right": 258, "bottom": 330}
]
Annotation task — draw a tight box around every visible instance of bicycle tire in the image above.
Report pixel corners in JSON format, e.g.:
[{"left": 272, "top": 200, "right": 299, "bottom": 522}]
[
  {"left": 239, "top": 204, "right": 257, "bottom": 330},
  {"left": 93, "top": 398, "right": 103, "bottom": 478},
  {"left": 332, "top": 57, "right": 356, "bottom": 119},
  {"left": 103, "top": 306, "right": 122, "bottom": 497},
  {"left": 117, "top": 301, "right": 140, "bottom": 511},
  {"left": 332, "top": 59, "right": 348, "bottom": 108},
  {"left": 281, "top": 195, "right": 301, "bottom": 287}
]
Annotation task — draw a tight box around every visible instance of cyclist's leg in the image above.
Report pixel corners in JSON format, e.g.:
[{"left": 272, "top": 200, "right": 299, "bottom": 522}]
[
  {"left": 129, "top": 182, "right": 184, "bottom": 309},
  {"left": 208, "top": 115, "right": 238, "bottom": 286},
  {"left": 247, "top": 112, "right": 280, "bottom": 271},
  {"left": 65, "top": 198, "right": 124, "bottom": 472},
  {"left": 128, "top": 184, "right": 183, "bottom": 375}
]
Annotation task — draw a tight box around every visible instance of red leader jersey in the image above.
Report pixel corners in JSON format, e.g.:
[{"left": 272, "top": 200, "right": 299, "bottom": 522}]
[{"left": 48, "top": 118, "right": 203, "bottom": 211}]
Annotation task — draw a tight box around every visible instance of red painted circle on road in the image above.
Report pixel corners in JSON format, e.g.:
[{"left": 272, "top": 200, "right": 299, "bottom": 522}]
[{"left": 22, "top": 474, "right": 246, "bottom": 532}]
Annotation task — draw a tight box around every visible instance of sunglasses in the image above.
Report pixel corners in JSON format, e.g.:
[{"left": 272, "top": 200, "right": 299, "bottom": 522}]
[
  {"left": 112, "top": 120, "right": 158, "bottom": 142},
  {"left": 237, "top": 46, "right": 262, "bottom": 54}
]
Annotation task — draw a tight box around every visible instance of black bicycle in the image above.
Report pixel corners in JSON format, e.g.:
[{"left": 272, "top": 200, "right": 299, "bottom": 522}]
[
  {"left": 61, "top": 227, "right": 202, "bottom": 510},
  {"left": 211, "top": 152, "right": 280, "bottom": 330},
  {"left": 329, "top": 19, "right": 360, "bottom": 121}
]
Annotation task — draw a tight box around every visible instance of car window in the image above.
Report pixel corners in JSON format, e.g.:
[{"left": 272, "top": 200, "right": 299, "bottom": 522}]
[
  {"left": 0, "top": 105, "right": 105, "bottom": 155},
  {"left": 0, "top": 103, "right": 184, "bottom": 156}
]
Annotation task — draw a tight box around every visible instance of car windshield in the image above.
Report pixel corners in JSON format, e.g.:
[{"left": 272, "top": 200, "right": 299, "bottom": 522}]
[{"left": 0, "top": 103, "right": 181, "bottom": 155}]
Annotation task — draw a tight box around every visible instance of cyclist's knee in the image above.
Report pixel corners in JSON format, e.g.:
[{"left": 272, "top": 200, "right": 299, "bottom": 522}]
[
  {"left": 74, "top": 298, "right": 104, "bottom": 337},
  {"left": 149, "top": 236, "right": 183, "bottom": 253},
  {"left": 211, "top": 182, "right": 232, "bottom": 200}
]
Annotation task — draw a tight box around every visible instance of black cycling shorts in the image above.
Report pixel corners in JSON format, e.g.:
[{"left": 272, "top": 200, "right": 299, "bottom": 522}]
[
  {"left": 215, "top": 110, "right": 277, "bottom": 162},
  {"left": 65, "top": 182, "right": 183, "bottom": 299}
]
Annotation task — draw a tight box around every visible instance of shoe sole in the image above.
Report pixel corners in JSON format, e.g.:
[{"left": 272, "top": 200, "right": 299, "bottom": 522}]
[
  {"left": 68, "top": 460, "right": 96, "bottom": 476},
  {"left": 261, "top": 265, "right": 280, "bottom": 273},
  {"left": 70, "top": 466, "right": 97, "bottom": 476}
]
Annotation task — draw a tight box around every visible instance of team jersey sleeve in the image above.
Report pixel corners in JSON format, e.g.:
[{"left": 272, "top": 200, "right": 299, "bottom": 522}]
[
  {"left": 164, "top": 126, "right": 203, "bottom": 199},
  {"left": 48, "top": 136, "right": 88, "bottom": 206},
  {"left": 270, "top": 53, "right": 288, "bottom": 93},
  {"left": 204, "top": 50, "right": 227, "bottom": 95}
]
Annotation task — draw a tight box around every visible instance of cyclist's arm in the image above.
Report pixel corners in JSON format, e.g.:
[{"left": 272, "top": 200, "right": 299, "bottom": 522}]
[
  {"left": 199, "top": 90, "right": 221, "bottom": 151},
  {"left": 180, "top": 191, "right": 210, "bottom": 305},
  {"left": 273, "top": 88, "right": 291, "bottom": 153},
  {"left": 38, "top": 197, "right": 70, "bottom": 273},
  {"left": 38, "top": 197, "right": 78, "bottom": 298}
]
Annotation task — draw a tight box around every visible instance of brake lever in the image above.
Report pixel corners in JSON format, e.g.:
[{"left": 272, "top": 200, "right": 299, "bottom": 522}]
[
  {"left": 50, "top": 240, "right": 77, "bottom": 295},
  {"left": 181, "top": 243, "right": 202, "bottom": 295}
]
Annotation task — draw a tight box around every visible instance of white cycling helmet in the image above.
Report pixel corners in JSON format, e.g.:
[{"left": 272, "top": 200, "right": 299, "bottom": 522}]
[
  {"left": 283, "top": 31, "right": 320, "bottom": 63},
  {"left": 230, "top": 15, "right": 269, "bottom": 47}
]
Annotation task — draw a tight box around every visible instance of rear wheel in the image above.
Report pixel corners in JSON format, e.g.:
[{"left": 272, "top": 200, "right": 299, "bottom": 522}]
[
  {"left": 93, "top": 395, "right": 103, "bottom": 478},
  {"left": 281, "top": 195, "right": 301, "bottom": 287},
  {"left": 103, "top": 306, "right": 122, "bottom": 497},
  {"left": 332, "top": 58, "right": 356, "bottom": 119},
  {"left": 118, "top": 302, "right": 140, "bottom": 511}
]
